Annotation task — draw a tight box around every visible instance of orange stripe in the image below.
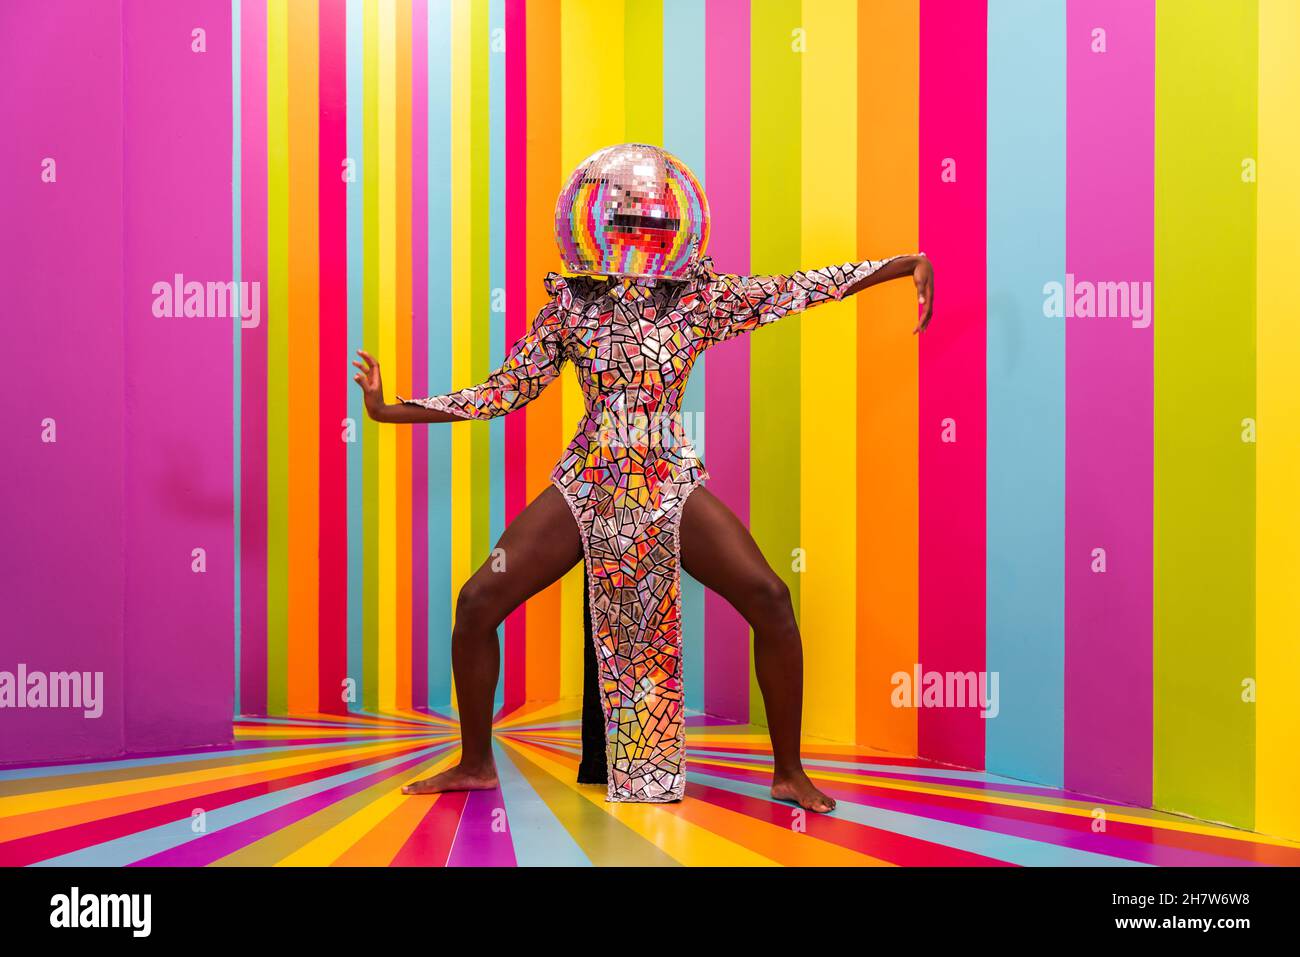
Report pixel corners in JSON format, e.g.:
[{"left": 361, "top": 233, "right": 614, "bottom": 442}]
[
  {"left": 287, "top": 0, "right": 321, "bottom": 711},
  {"left": 523, "top": 0, "right": 564, "bottom": 701},
  {"left": 854, "top": 0, "right": 918, "bottom": 753}
]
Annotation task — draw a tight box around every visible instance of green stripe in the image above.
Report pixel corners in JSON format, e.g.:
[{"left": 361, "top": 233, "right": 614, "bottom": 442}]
[
  {"left": 266, "top": 5, "right": 289, "bottom": 715},
  {"left": 1153, "top": 0, "right": 1257, "bottom": 829},
  {"left": 747, "top": 0, "right": 803, "bottom": 727}
]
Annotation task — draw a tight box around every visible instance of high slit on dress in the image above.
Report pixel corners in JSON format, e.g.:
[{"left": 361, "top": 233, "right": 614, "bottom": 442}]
[{"left": 401, "top": 253, "right": 908, "bottom": 802}]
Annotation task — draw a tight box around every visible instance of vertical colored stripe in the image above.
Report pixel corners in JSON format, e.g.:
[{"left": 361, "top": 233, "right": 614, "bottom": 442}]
[
  {"left": 1153, "top": 0, "right": 1256, "bottom": 829},
  {"left": 747, "top": 0, "right": 801, "bottom": 728},
  {"left": 320, "top": 0, "right": 350, "bottom": 715},
  {"left": 286, "top": 0, "right": 321, "bottom": 713},
  {"left": 240, "top": 0, "right": 269, "bottom": 716},
  {"left": 800, "top": 0, "right": 858, "bottom": 741},
  {"left": 854, "top": 0, "right": 919, "bottom": 755},
  {"left": 377, "top": 0, "right": 398, "bottom": 713},
  {"left": 395, "top": 0, "right": 414, "bottom": 711},
  {"left": 703, "top": 0, "right": 750, "bottom": 723},
  {"left": 1063, "top": 0, "right": 1154, "bottom": 806},
  {"left": 426, "top": 0, "right": 454, "bottom": 708},
  {"left": 662, "top": 0, "right": 707, "bottom": 714},
  {"left": 469, "top": 0, "right": 492, "bottom": 584},
  {"left": 917, "top": 0, "right": 986, "bottom": 768},
  {"left": 502, "top": 0, "right": 528, "bottom": 710},
  {"left": 232, "top": 0, "right": 244, "bottom": 719},
  {"left": 362, "top": 0, "right": 381, "bottom": 712},
  {"left": 265, "top": 0, "right": 289, "bottom": 714},
  {"left": 410, "top": 0, "right": 430, "bottom": 711},
  {"left": 1255, "top": 0, "right": 1300, "bottom": 841},
  {"left": 448, "top": 0, "right": 474, "bottom": 711},
  {"left": 558, "top": 0, "right": 625, "bottom": 698},
  {"left": 985, "top": 0, "right": 1065, "bottom": 784},
  {"left": 345, "top": 0, "right": 367, "bottom": 711},
  {"left": 487, "top": 0, "right": 507, "bottom": 709},
  {"left": 523, "top": 0, "right": 564, "bottom": 704}
]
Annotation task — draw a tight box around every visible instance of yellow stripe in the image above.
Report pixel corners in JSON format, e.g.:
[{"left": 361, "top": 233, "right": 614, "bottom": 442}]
[
  {"left": 275, "top": 750, "right": 460, "bottom": 865},
  {"left": 800, "top": 0, "right": 858, "bottom": 740},
  {"left": 509, "top": 739, "right": 777, "bottom": 865},
  {"left": 558, "top": 0, "right": 626, "bottom": 698},
  {"left": 447, "top": 0, "right": 473, "bottom": 711},
  {"left": 377, "top": 0, "right": 397, "bottom": 712},
  {"left": 1256, "top": 0, "right": 1300, "bottom": 841}
]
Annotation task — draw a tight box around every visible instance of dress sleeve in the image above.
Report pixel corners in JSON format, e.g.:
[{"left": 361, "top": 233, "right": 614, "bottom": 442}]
[
  {"left": 397, "top": 295, "right": 566, "bottom": 420},
  {"left": 698, "top": 256, "right": 910, "bottom": 346}
]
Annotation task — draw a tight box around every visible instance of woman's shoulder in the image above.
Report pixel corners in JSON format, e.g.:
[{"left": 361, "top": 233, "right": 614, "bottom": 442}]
[{"left": 543, "top": 271, "right": 609, "bottom": 305}]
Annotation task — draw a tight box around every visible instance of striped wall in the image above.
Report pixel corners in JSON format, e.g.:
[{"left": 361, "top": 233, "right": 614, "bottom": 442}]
[{"left": 213, "top": 0, "right": 1300, "bottom": 838}]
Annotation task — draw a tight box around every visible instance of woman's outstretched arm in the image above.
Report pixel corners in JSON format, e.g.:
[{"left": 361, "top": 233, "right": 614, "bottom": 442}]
[
  {"left": 353, "top": 300, "right": 566, "bottom": 424},
  {"left": 700, "top": 253, "right": 934, "bottom": 345}
]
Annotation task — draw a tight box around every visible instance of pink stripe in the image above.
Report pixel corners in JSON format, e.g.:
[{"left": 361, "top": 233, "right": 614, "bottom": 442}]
[
  {"left": 1063, "top": 0, "right": 1153, "bottom": 805},
  {"left": 241, "top": 0, "right": 269, "bottom": 716},
  {"left": 410, "top": 0, "right": 430, "bottom": 710},
  {"left": 917, "top": 0, "right": 987, "bottom": 769},
  {"left": 702, "top": 0, "right": 750, "bottom": 722},
  {"left": 319, "top": 0, "right": 349, "bottom": 714},
  {"left": 445, "top": 788, "right": 518, "bottom": 866},
  {"left": 502, "top": 0, "right": 528, "bottom": 709}
]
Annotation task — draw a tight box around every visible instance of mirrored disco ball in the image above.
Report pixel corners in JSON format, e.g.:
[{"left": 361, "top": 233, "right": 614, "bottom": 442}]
[{"left": 554, "top": 143, "right": 710, "bottom": 280}]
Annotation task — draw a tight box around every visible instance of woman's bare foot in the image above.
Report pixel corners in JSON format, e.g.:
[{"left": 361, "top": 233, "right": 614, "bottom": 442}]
[
  {"left": 771, "top": 770, "right": 837, "bottom": 813},
  {"left": 401, "top": 762, "right": 499, "bottom": 795}
]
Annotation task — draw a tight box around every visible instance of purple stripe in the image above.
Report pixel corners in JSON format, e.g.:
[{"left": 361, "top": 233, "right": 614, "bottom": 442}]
[
  {"left": 0, "top": 0, "right": 127, "bottom": 764},
  {"left": 445, "top": 788, "right": 518, "bottom": 866},
  {"left": 1063, "top": 0, "right": 1154, "bottom": 805},
  {"left": 122, "top": 0, "right": 234, "bottom": 750},
  {"left": 701, "top": 0, "right": 751, "bottom": 722}
]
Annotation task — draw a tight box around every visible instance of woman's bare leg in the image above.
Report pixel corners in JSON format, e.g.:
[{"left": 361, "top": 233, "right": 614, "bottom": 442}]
[
  {"left": 403, "top": 485, "right": 582, "bottom": 794},
  {"left": 680, "top": 487, "right": 836, "bottom": 813}
]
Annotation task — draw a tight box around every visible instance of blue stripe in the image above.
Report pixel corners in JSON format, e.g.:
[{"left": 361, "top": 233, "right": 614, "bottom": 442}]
[
  {"left": 662, "top": 0, "right": 707, "bottom": 713},
  {"left": 489, "top": 0, "right": 506, "bottom": 707},
  {"left": 493, "top": 743, "right": 592, "bottom": 865},
  {"left": 427, "top": 0, "right": 454, "bottom": 708},
  {"left": 985, "top": 0, "right": 1066, "bottom": 785}
]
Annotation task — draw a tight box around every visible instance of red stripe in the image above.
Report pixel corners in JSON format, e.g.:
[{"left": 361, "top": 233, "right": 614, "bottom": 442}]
[
  {"left": 390, "top": 791, "right": 470, "bottom": 866},
  {"left": 917, "top": 0, "right": 987, "bottom": 769},
  {"left": 318, "top": 0, "right": 350, "bottom": 714}
]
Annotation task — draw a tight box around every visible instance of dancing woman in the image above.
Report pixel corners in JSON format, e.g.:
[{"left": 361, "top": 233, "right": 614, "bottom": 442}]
[{"left": 354, "top": 144, "right": 933, "bottom": 812}]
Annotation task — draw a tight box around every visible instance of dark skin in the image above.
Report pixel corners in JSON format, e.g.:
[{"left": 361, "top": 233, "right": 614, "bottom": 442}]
[{"left": 354, "top": 254, "right": 933, "bottom": 812}]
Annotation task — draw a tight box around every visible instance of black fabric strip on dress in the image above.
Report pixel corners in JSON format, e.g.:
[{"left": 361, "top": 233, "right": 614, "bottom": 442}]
[{"left": 576, "top": 567, "right": 608, "bottom": 785}]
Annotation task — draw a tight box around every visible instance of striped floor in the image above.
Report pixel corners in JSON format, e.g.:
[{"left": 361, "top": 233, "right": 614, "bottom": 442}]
[{"left": 2, "top": 703, "right": 1297, "bottom": 867}]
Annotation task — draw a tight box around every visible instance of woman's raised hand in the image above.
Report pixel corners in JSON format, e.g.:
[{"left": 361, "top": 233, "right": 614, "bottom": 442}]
[
  {"left": 912, "top": 256, "right": 934, "bottom": 334},
  {"left": 352, "top": 349, "right": 385, "bottom": 419}
]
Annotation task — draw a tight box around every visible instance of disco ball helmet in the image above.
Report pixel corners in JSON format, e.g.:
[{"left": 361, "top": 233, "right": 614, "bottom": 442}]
[{"left": 554, "top": 143, "right": 710, "bottom": 280}]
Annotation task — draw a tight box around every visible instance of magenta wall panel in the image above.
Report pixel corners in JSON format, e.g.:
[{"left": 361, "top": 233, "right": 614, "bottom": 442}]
[
  {"left": 0, "top": 0, "right": 127, "bottom": 764},
  {"left": 120, "top": 0, "right": 234, "bottom": 751}
]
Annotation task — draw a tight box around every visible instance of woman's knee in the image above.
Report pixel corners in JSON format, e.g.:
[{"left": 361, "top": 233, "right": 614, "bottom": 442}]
[
  {"left": 744, "top": 574, "right": 795, "bottom": 628},
  {"left": 454, "top": 576, "right": 504, "bottom": 635}
]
